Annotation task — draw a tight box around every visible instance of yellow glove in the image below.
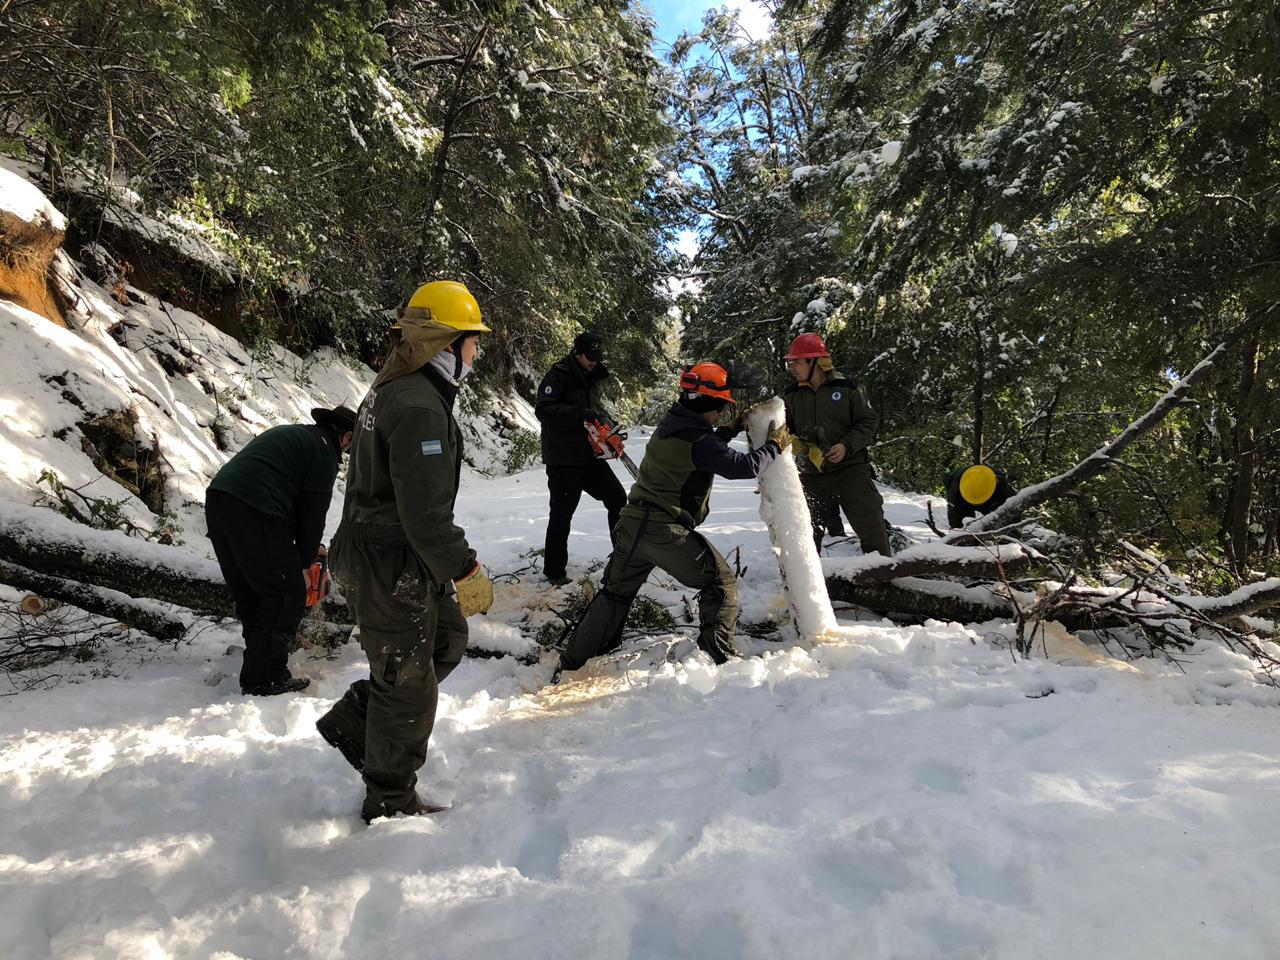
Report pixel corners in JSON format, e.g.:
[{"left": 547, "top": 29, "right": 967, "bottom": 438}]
[
  {"left": 808, "top": 444, "right": 825, "bottom": 471},
  {"left": 767, "top": 422, "right": 792, "bottom": 452},
  {"left": 454, "top": 562, "right": 494, "bottom": 617}
]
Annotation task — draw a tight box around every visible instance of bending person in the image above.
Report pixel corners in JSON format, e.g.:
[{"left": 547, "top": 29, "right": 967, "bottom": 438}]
[
  {"left": 205, "top": 405, "right": 356, "bottom": 696},
  {"left": 944, "top": 464, "right": 1015, "bottom": 529}
]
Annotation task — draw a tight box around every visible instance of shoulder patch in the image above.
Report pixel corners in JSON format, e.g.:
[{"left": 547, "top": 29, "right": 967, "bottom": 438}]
[
  {"left": 544, "top": 385, "right": 553, "bottom": 394},
  {"left": 831, "top": 390, "right": 843, "bottom": 401},
  {"left": 420, "top": 440, "right": 443, "bottom": 456}
]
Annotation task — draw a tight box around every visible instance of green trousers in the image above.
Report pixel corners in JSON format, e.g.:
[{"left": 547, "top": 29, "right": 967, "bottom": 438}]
[
  {"left": 325, "top": 535, "right": 468, "bottom": 821},
  {"left": 561, "top": 511, "right": 739, "bottom": 671},
  {"left": 801, "top": 462, "right": 890, "bottom": 556}
]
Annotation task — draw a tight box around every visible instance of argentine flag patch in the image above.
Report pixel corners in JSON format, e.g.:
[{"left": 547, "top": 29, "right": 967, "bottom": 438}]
[{"left": 420, "top": 440, "right": 443, "bottom": 456}]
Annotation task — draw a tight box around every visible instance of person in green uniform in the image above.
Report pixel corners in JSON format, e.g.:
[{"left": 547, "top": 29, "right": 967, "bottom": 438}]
[
  {"left": 316, "top": 279, "right": 495, "bottom": 824},
  {"left": 554, "top": 361, "right": 787, "bottom": 681},
  {"left": 205, "top": 405, "right": 356, "bottom": 695},
  {"left": 782, "top": 332, "right": 890, "bottom": 557}
]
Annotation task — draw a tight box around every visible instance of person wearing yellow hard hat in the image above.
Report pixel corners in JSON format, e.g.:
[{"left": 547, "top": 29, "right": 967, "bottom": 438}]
[
  {"left": 317, "top": 279, "right": 495, "bottom": 823},
  {"left": 944, "top": 464, "right": 1016, "bottom": 529}
]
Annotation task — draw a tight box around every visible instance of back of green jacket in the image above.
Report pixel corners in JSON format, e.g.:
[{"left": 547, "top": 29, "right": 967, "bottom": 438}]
[
  {"left": 337, "top": 367, "right": 475, "bottom": 585},
  {"left": 783, "top": 371, "right": 877, "bottom": 474},
  {"left": 208, "top": 423, "right": 339, "bottom": 563}
]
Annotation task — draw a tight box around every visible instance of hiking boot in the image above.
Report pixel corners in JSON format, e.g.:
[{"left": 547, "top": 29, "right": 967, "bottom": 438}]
[
  {"left": 316, "top": 711, "right": 364, "bottom": 772},
  {"left": 241, "top": 674, "right": 311, "bottom": 696},
  {"left": 545, "top": 573, "right": 571, "bottom": 587},
  {"left": 362, "top": 792, "right": 450, "bottom": 824}
]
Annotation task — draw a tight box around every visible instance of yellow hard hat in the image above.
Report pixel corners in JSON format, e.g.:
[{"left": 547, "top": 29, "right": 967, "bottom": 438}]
[
  {"left": 406, "top": 280, "right": 490, "bottom": 332},
  {"left": 959, "top": 465, "right": 998, "bottom": 506}
]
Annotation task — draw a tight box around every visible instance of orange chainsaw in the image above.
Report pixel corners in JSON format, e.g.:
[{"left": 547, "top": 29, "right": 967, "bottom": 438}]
[
  {"left": 305, "top": 546, "right": 331, "bottom": 609},
  {"left": 584, "top": 419, "right": 639, "bottom": 479}
]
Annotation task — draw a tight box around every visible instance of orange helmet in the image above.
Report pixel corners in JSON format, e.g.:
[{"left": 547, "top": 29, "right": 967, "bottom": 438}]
[
  {"left": 785, "top": 332, "right": 829, "bottom": 360},
  {"left": 679, "top": 362, "right": 733, "bottom": 400}
]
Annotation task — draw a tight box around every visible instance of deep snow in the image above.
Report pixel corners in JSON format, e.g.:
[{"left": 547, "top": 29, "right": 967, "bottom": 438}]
[{"left": 3, "top": 446, "right": 1280, "bottom": 959}]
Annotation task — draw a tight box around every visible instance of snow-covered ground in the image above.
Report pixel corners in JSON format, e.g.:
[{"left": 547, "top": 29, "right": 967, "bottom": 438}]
[
  {"left": 3, "top": 448, "right": 1280, "bottom": 958},
  {"left": 3, "top": 166, "right": 1280, "bottom": 960}
]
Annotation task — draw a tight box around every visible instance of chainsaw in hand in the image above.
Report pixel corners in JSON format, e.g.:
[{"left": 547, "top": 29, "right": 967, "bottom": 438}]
[
  {"left": 305, "top": 547, "right": 331, "bottom": 609},
  {"left": 584, "top": 418, "right": 639, "bottom": 479}
]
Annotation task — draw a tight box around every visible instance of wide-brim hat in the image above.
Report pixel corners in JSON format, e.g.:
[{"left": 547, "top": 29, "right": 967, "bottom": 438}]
[{"left": 312, "top": 405, "right": 358, "bottom": 433}]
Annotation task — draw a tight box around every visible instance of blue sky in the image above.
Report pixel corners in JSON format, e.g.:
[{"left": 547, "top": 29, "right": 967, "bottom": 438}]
[{"left": 643, "top": 0, "right": 771, "bottom": 46}]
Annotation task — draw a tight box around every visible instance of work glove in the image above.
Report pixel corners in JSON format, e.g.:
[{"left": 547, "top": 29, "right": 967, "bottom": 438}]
[
  {"left": 808, "top": 444, "right": 825, "bottom": 471},
  {"left": 767, "top": 422, "right": 792, "bottom": 453},
  {"left": 454, "top": 562, "right": 494, "bottom": 617}
]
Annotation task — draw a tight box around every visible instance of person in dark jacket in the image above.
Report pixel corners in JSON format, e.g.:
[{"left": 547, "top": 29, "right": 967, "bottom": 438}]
[
  {"left": 316, "top": 279, "right": 495, "bottom": 824},
  {"left": 554, "top": 361, "right": 787, "bottom": 681},
  {"left": 944, "top": 464, "right": 1016, "bottom": 529},
  {"left": 205, "top": 405, "right": 356, "bottom": 695},
  {"left": 535, "top": 331, "right": 628, "bottom": 586},
  {"left": 782, "top": 332, "right": 890, "bottom": 557}
]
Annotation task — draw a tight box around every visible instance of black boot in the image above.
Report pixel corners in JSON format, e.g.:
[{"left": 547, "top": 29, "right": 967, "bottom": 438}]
[
  {"left": 316, "top": 711, "right": 364, "bottom": 771},
  {"left": 362, "top": 791, "right": 449, "bottom": 824},
  {"left": 241, "top": 674, "right": 310, "bottom": 696}
]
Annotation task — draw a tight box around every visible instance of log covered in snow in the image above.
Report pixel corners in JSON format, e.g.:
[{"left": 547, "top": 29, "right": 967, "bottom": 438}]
[
  {"left": 0, "top": 500, "right": 353, "bottom": 623},
  {"left": 824, "top": 542, "right": 1037, "bottom": 585},
  {"left": 825, "top": 568, "right": 1280, "bottom": 633},
  {"left": 746, "top": 399, "right": 837, "bottom": 641},
  {"left": 0, "top": 558, "right": 191, "bottom": 640}
]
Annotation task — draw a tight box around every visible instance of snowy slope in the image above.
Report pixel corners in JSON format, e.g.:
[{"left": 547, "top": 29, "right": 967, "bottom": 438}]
[{"left": 0, "top": 245, "right": 536, "bottom": 560}]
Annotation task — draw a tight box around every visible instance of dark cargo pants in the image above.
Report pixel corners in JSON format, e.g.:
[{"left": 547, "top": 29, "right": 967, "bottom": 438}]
[
  {"left": 801, "top": 462, "right": 890, "bottom": 557},
  {"left": 560, "top": 511, "right": 739, "bottom": 672},
  {"left": 543, "top": 461, "right": 627, "bottom": 580},
  {"left": 324, "top": 535, "right": 468, "bottom": 821},
  {"left": 205, "top": 489, "right": 306, "bottom": 690}
]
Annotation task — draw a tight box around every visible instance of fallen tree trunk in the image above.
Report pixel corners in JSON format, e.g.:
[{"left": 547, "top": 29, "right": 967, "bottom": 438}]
[
  {"left": 826, "top": 576, "right": 1016, "bottom": 624},
  {"left": 959, "top": 314, "right": 1273, "bottom": 537},
  {"left": 0, "top": 500, "right": 352, "bottom": 622},
  {"left": 825, "top": 572, "right": 1280, "bottom": 632},
  {"left": 0, "top": 558, "right": 190, "bottom": 640},
  {"left": 0, "top": 502, "right": 523, "bottom": 659},
  {"left": 0, "top": 500, "right": 234, "bottom": 615},
  {"left": 823, "top": 543, "right": 1035, "bottom": 585}
]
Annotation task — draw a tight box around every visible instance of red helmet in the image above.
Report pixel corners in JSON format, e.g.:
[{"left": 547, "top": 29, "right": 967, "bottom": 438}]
[
  {"left": 679, "top": 362, "right": 733, "bottom": 400},
  {"left": 785, "top": 332, "right": 829, "bottom": 359}
]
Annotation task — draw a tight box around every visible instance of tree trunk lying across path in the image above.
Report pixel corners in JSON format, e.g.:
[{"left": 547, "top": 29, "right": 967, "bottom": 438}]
[
  {"left": 957, "top": 315, "right": 1272, "bottom": 537},
  {"left": 0, "top": 558, "right": 191, "bottom": 640},
  {"left": 0, "top": 500, "right": 353, "bottom": 622},
  {"left": 825, "top": 572, "right": 1280, "bottom": 631},
  {"left": 0, "top": 502, "right": 529, "bottom": 659},
  {"left": 823, "top": 543, "right": 1035, "bottom": 585},
  {"left": 0, "top": 500, "right": 236, "bottom": 616}
]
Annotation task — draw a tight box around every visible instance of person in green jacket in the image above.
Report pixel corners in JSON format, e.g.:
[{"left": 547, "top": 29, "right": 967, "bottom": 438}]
[
  {"left": 782, "top": 332, "right": 890, "bottom": 557},
  {"left": 316, "top": 280, "right": 495, "bottom": 824},
  {"left": 554, "top": 361, "right": 787, "bottom": 681},
  {"left": 205, "top": 405, "right": 357, "bottom": 695}
]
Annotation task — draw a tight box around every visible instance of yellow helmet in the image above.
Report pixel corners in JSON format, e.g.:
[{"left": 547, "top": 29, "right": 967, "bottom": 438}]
[
  {"left": 406, "top": 280, "right": 491, "bottom": 332},
  {"left": 959, "top": 465, "right": 998, "bottom": 506}
]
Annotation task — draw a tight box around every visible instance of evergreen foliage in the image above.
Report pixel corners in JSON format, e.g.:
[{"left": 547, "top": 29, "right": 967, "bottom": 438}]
[
  {"left": 0, "top": 0, "right": 678, "bottom": 393},
  {"left": 669, "top": 0, "right": 1279, "bottom": 579}
]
